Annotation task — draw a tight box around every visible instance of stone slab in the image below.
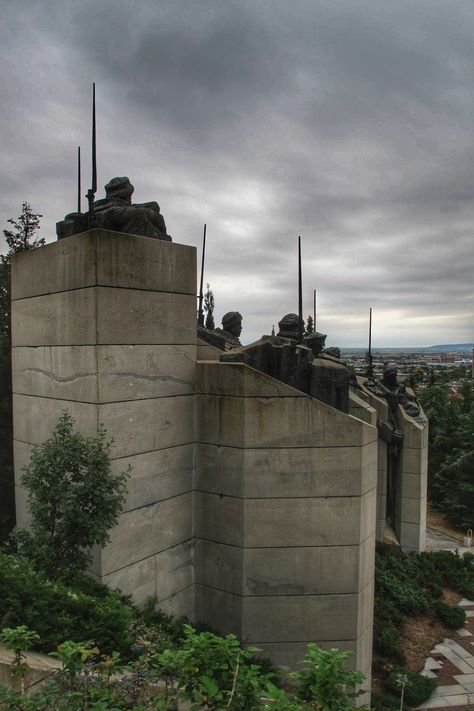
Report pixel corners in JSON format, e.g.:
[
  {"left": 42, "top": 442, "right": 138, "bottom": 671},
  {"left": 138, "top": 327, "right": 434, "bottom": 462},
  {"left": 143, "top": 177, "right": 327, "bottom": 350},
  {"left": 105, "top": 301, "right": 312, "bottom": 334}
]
[
  {"left": 100, "top": 493, "right": 193, "bottom": 574},
  {"left": 11, "top": 230, "right": 196, "bottom": 299},
  {"left": 158, "top": 584, "right": 194, "bottom": 620},
  {"left": 194, "top": 584, "right": 242, "bottom": 639},
  {"left": 243, "top": 546, "right": 362, "bottom": 596},
  {"left": 194, "top": 539, "right": 244, "bottom": 595},
  {"left": 12, "top": 289, "right": 196, "bottom": 346},
  {"left": 13, "top": 394, "right": 99, "bottom": 445},
  {"left": 13, "top": 345, "right": 196, "bottom": 403},
  {"left": 243, "top": 496, "right": 369, "bottom": 547},
  {"left": 402, "top": 470, "right": 427, "bottom": 500},
  {"left": 98, "top": 395, "right": 195, "bottom": 458},
  {"left": 195, "top": 492, "right": 244, "bottom": 547},
  {"left": 243, "top": 594, "right": 359, "bottom": 642},
  {"left": 116, "top": 444, "right": 194, "bottom": 512},
  {"left": 243, "top": 443, "right": 376, "bottom": 498},
  {"left": 196, "top": 393, "right": 377, "bottom": 449},
  {"left": 195, "top": 444, "right": 244, "bottom": 498},
  {"left": 196, "top": 361, "right": 306, "bottom": 398},
  {"left": 402, "top": 445, "right": 428, "bottom": 475}
]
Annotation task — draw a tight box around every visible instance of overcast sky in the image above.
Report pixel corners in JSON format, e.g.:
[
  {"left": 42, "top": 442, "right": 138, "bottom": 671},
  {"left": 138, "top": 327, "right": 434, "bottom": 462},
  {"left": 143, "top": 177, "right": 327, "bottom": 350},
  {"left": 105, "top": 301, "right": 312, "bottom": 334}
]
[{"left": 1, "top": 0, "right": 473, "bottom": 347}]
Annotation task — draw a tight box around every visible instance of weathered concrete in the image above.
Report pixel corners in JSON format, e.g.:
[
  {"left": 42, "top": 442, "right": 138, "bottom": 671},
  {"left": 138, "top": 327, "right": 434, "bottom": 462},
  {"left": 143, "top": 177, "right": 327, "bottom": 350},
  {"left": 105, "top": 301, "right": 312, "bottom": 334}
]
[
  {"left": 195, "top": 360, "right": 377, "bottom": 684},
  {"left": 11, "top": 232, "right": 197, "bottom": 618}
]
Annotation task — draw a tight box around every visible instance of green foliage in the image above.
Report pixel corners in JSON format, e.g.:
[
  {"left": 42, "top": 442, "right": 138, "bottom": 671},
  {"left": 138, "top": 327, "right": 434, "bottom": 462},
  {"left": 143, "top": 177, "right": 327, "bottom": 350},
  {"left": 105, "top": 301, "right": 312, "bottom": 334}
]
[
  {"left": 0, "top": 203, "right": 44, "bottom": 544},
  {"left": 370, "top": 690, "right": 400, "bottom": 710},
  {"left": 305, "top": 314, "right": 314, "bottom": 335},
  {"left": 289, "top": 644, "right": 366, "bottom": 710},
  {"left": 0, "top": 552, "right": 134, "bottom": 657},
  {"left": 0, "top": 625, "right": 40, "bottom": 681},
  {"left": 434, "top": 600, "right": 466, "bottom": 629},
  {"left": 386, "top": 668, "right": 436, "bottom": 707},
  {"left": 203, "top": 282, "right": 215, "bottom": 330},
  {"left": 14, "top": 411, "right": 130, "bottom": 575}
]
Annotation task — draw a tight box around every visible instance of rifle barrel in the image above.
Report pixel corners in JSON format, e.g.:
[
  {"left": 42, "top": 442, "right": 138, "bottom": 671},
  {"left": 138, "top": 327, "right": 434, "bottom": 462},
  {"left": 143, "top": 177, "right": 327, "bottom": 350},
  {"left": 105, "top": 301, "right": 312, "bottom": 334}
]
[{"left": 197, "top": 224, "right": 206, "bottom": 326}]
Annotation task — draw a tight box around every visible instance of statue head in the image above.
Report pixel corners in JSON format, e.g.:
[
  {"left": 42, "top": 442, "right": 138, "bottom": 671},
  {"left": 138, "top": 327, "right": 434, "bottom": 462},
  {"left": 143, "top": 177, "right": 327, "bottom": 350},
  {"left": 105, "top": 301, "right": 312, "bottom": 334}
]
[
  {"left": 304, "top": 332, "right": 327, "bottom": 357},
  {"left": 277, "top": 313, "right": 303, "bottom": 340},
  {"left": 105, "top": 177, "right": 134, "bottom": 204},
  {"left": 222, "top": 311, "right": 242, "bottom": 337},
  {"left": 382, "top": 362, "right": 398, "bottom": 389}
]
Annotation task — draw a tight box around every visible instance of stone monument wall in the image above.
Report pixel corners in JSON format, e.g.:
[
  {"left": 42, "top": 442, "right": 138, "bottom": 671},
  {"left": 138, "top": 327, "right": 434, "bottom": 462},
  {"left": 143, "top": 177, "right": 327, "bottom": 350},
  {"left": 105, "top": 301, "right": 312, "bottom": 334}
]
[
  {"left": 194, "top": 361, "right": 378, "bottom": 688},
  {"left": 11, "top": 230, "right": 197, "bottom": 615}
]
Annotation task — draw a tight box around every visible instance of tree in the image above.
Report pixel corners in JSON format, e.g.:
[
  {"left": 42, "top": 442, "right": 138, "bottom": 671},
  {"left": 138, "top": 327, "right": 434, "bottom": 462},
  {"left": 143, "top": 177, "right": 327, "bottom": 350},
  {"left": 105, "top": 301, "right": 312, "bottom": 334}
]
[
  {"left": 0, "top": 203, "right": 44, "bottom": 543},
  {"left": 14, "top": 412, "right": 130, "bottom": 575},
  {"left": 204, "top": 282, "right": 215, "bottom": 330},
  {"left": 305, "top": 314, "right": 314, "bottom": 335}
]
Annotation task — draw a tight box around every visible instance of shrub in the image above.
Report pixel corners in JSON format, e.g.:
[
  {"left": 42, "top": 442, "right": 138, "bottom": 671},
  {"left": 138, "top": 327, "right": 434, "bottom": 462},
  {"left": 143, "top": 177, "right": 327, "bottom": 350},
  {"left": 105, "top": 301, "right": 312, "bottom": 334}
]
[
  {"left": 370, "top": 690, "right": 400, "bottom": 711},
  {"left": 0, "top": 552, "right": 134, "bottom": 657},
  {"left": 435, "top": 600, "right": 466, "bottom": 629},
  {"left": 386, "top": 668, "right": 436, "bottom": 707},
  {"left": 14, "top": 411, "right": 130, "bottom": 575},
  {"left": 374, "top": 626, "right": 404, "bottom": 662}
]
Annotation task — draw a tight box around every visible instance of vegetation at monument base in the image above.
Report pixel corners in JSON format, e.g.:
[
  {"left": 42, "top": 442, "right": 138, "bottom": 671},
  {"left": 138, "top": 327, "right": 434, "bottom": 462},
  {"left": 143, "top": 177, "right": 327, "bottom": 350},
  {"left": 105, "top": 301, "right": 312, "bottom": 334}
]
[
  {"left": 0, "top": 203, "right": 44, "bottom": 542},
  {"left": 418, "top": 372, "right": 474, "bottom": 529},
  {"left": 11, "top": 412, "right": 130, "bottom": 576}
]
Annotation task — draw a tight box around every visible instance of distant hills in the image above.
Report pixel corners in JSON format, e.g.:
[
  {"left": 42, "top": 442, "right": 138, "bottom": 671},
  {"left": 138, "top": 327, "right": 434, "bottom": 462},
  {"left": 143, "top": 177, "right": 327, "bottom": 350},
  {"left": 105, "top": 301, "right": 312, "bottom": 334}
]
[{"left": 428, "top": 343, "right": 474, "bottom": 352}]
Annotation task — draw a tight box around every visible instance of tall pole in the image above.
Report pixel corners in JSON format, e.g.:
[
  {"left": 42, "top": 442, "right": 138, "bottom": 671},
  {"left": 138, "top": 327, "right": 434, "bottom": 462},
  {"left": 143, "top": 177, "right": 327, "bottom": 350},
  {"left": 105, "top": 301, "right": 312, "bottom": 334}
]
[
  {"left": 368, "top": 307, "right": 373, "bottom": 378},
  {"left": 197, "top": 224, "right": 207, "bottom": 326},
  {"left": 77, "top": 146, "right": 81, "bottom": 213},
  {"left": 86, "top": 83, "right": 97, "bottom": 221},
  {"left": 298, "top": 236, "right": 303, "bottom": 343},
  {"left": 313, "top": 288, "right": 316, "bottom": 332}
]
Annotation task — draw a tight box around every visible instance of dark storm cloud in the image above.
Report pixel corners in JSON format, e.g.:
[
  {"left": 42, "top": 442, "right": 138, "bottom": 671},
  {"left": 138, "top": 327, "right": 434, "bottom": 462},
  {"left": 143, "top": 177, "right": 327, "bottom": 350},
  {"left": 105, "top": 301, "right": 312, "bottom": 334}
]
[{"left": 1, "top": 0, "right": 473, "bottom": 345}]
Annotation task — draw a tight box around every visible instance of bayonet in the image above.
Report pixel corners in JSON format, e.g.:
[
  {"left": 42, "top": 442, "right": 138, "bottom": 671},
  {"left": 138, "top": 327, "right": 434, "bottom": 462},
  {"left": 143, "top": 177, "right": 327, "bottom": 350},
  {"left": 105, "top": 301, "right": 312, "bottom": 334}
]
[
  {"left": 86, "top": 83, "right": 97, "bottom": 225},
  {"left": 77, "top": 146, "right": 81, "bottom": 213},
  {"left": 197, "top": 224, "right": 207, "bottom": 326},
  {"left": 298, "top": 236, "right": 303, "bottom": 343}
]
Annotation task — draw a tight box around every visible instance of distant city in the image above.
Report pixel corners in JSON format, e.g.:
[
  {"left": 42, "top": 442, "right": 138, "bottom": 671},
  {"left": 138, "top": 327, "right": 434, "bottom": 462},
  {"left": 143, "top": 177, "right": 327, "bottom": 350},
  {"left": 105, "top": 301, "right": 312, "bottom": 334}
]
[{"left": 341, "top": 343, "right": 473, "bottom": 383}]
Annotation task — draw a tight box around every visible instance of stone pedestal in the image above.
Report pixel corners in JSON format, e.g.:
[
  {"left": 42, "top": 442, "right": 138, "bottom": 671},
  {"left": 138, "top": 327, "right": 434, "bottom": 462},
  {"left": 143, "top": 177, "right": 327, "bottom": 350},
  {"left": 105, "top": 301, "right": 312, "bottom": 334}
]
[{"left": 11, "top": 229, "right": 197, "bottom": 615}]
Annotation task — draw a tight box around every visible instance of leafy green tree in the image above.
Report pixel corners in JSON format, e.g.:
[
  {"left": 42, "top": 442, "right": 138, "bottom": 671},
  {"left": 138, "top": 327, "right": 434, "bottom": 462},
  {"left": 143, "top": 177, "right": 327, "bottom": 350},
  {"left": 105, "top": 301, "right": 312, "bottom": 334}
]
[
  {"left": 0, "top": 203, "right": 44, "bottom": 542},
  {"left": 204, "top": 282, "right": 215, "bottom": 330},
  {"left": 14, "top": 412, "right": 130, "bottom": 575}
]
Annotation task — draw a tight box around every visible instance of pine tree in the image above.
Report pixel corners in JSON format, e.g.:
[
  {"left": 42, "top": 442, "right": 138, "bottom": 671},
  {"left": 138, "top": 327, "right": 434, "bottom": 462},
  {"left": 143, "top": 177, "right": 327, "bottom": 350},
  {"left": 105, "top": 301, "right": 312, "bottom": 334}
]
[
  {"left": 305, "top": 314, "right": 314, "bottom": 335},
  {"left": 203, "top": 283, "right": 215, "bottom": 330},
  {"left": 0, "top": 203, "right": 44, "bottom": 542}
]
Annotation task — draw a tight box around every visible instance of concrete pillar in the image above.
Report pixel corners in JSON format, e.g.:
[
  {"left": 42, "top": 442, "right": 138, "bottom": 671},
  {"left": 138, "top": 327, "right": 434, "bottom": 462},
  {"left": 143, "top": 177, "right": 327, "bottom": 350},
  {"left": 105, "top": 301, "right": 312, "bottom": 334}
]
[
  {"left": 195, "top": 361, "right": 377, "bottom": 693},
  {"left": 11, "top": 229, "right": 197, "bottom": 615}
]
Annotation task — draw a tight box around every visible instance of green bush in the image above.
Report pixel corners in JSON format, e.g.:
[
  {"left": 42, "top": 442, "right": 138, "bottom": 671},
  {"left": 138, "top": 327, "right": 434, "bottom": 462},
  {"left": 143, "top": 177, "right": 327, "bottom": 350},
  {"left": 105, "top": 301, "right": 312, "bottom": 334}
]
[
  {"left": 374, "top": 626, "right": 404, "bottom": 662},
  {"left": 386, "top": 668, "right": 436, "bottom": 707},
  {"left": 370, "top": 690, "right": 400, "bottom": 711},
  {"left": 0, "top": 552, "right": 133, "bottom": 657},
  {"left": 435, "top": 600, "right": 466, "bottom": 629}
]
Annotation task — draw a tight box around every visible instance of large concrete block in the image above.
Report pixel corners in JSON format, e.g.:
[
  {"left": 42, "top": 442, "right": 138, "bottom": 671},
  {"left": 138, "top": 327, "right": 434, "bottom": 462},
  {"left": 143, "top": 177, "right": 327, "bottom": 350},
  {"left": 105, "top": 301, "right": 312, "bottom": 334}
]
[
  {"left": 12, "top": 290, "right": 97, "bottom": 346},
  {"left": 402, "top": 470, "right": 427, "bottom": 501},
  {"left": 243, "top": 546, "right": 361, "bottom": 596},
  {"left": 348, "top": 391, "right": 377, "bottom": 426},
  {"left": 117, "top": 444, "right": 194, "bottom": 512},
  {"left": 194, "top": 539, "right": 243, "bottom": 595},
  {"left": 402, "top": 445, "right": 428, "bottom": 475},
  {"left": 11, "top": 230, "right": 196, "bottom": 299},
  {"left": 359, "top": 490, "right": 377, "bottom": 543},
  {"left": 12, "top": 346, "right": 98, "bottom": 402},
  {"left": 243, "top": 497, "right": 365, "bottom": 547},
  {"left": 197, "top": 393, "right": 377, "bottom": 449},
  {"left": 243, "top": 443, "right": 376, "bottom": 498},
  {"left": 101, "top": 493, "right": 193, "bottom": 574},
  {"left": 13, "top": 394, "right": 98, "bottom": 445},
  {"left": 195, "top": 492, "right": 244, "bottom": 547},
  {"left": 158, "top": 584, "right": 194, "bottom": 620},
  {"left": 401, "top": 496, "right": 425, "bottom": 525},
  {"left": 195, "top": 444, "right": 244, "bottom": 498},
  {"left": 12, "top": 289, "right": 196, "bottom": 346},
  {"left": 102, "top": 554, "right": 156, "bottom": 605},
  {"left": 97, "top": 345, "right": 196, "bottom": 401},
  {"left": 400, "top": 521, "right": 426, "bottom": 552},
  {"left": 194, "top": 585, "right": 242, "bottom": 638},
  {"left": 98, "top": 395, "right": 195, "bottom": 458},
  {"left": 196, "top": 362, "right": 306, "bottom": 398},
  {"left": 243, "top": 594, "right": 359, "bottom": 643},
  {"left": 95, "top": 288, "right": 196, "bottom": 345},
  {"left": 14, "top": 484, "right": 30, "bottom": 531}
]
